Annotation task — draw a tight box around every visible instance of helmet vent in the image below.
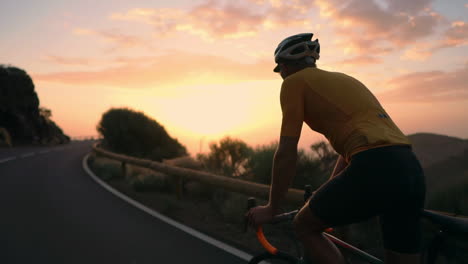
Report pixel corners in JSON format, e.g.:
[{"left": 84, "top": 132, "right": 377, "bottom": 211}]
[{"left": 291, "top": 46, "right": 305, "bottom": 55}]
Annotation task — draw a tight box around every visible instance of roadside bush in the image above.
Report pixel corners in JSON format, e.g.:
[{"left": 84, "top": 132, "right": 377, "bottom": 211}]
[
  {"left": 293, "top": 149, "right": 327, "bottom": 190},
  {"left": 90, "top": 156, "right": 123, "bottom": 181},
  {"left": 245, "top": 142, "right": 277, "bottom": 184},
  {"left": 197, "top": 137, "right": 252, "bottom": 177},
  {"left": 199, "top": 137, "right": 333, "bottom": 192},
  {"left": 245, "top": 141, "right": 329, "bottom": 191},
  {"left": 97, "top": 108, "right": 187, "bottom": 161},
  {"left": 219, "top": 192, "right": 251, "bottom": 224},
  {"left": 310, "top": 141, "right": 338, "bottom": 175},
  {"left": 129, "top": 173, "right": 169, "bottom": 192}
]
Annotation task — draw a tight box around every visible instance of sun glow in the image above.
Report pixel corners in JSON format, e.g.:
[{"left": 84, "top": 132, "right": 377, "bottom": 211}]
[{"left": 147, "top": 80, "right": 281, "bottom": 138}]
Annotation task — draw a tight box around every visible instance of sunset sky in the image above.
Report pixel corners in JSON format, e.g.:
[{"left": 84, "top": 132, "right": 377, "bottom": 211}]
[{"left": 1, "top": 0, "right": 467, "bottom": 155}]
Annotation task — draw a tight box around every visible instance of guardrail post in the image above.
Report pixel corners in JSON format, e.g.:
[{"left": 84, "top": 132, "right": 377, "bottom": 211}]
[
  {"left": 176, "top": 176, "right": 183, "bottom": 200},
  {"left": 121, "top": 162, "right": 127, "bottom": 178}
]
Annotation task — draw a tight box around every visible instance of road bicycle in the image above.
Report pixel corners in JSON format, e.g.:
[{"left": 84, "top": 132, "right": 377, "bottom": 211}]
[{"left": 245, "top": 186, "right": 468, "bottom": 264}]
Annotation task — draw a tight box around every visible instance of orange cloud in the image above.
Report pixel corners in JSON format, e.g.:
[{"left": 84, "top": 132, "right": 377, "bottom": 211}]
[
  {"left": 378, "top": 65, "right": 468, "bottom": 103},
  {"left": 110, "top": 0, "right": 313, "bottom": 40},
  {"left": 339, "top": 55, "right": 383, "bottom": 65},
  {"left": 41, "top": 55, "right": 96, "bottom": 66},
  {"left": 32, "top": 51, "right": 275, "bottom": 89},
  {"left": 314, "top": 0, "right": 443, "bottom": 56},
  {"left": 401, "top": 44, "right": 432, "bottom": 61},
  {"left": 73, "top": 27, "right": 148, "bottom": 49},
  {"left": 438, "top": 21, "right": 468, "bottom": 48}
]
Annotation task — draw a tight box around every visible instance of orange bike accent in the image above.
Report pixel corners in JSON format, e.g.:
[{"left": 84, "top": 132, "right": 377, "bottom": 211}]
[{"left": 256, "top": 226, "right": 278, "bottom": 255}]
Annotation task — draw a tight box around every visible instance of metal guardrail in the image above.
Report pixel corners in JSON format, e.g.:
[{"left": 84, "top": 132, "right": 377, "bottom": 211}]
[{"left": 91, "top": 143, "right": 305, "bottom": 204}]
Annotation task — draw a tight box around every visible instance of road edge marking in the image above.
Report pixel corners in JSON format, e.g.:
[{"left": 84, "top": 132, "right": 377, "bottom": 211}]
[
  {"left": 20, "top": 152, "right": 35, "bottom": 158},
  {"left": 82, "top": 153, "right": 255, "bottom": 262},
  {"left": 0, "top": 156, "right": 16, "bottom": 163}
]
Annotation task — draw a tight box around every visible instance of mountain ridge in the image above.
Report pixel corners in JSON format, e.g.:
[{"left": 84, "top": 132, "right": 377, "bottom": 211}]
[{"left": 407, "top": 132, "right": 468, "bottom": 168}]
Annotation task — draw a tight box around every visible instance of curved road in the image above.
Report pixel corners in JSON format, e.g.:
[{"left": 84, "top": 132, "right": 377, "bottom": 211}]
[{"left": 0, "top": 141, "right": 246, "bottom": 264}]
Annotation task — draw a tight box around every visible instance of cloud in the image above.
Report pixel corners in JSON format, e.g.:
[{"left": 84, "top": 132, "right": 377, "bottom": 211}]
[
  {"left": 397, "top": 20, "right": 467, "bottom": 61},
  {"left": 32, "top": 51, "right": 275, "bottom": 89},
  {"left": 73, "top": 27, "right": 148, "bottom": 49},
  {"left": 339, "top": 55, "right": 383, "bottom": 65},
  {"left": 437, "top": 21, "right": 468, "bottom": 48},
  {"left": 400, "top": 44, "right": 432, "bottom": 61},
  {"left": 377, "top": 65, "right": 468, "bottom": 103},
  {"left": 109, "top": 0, "right": 313, "bottom": 40},
  {"left": 314, "top": 0, "right": 443, "bottom": 56},
  {"left": 41, "top": 55, "right": 96, "bottom": 66}
]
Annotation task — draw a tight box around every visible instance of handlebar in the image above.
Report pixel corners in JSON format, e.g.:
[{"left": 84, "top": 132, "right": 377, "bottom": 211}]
[
  {"left": 245, "top": 197, "right": 283, "bottom": 255},
  {"left": 245, "top": 186, "right": 333, "bottom": 256}
]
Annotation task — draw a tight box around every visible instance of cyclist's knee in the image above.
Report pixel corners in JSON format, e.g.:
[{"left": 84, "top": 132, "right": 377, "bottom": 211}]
[{"left": 293, "top": 203, "right": 328, "bottom": 238}]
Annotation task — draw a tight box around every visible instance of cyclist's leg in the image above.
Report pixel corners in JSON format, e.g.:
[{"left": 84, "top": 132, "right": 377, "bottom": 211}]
[
  {"left": 293, "top": 155, "right": 382, "bottom": 264},
  {"left": 293, "top": 204, "right": 346, "bottom": 264},
  {"left": 376, "top": 146, "right": 425, "bottom": 264},
  {"left": 380, "top": 209, "right": 424, "bottom": 264},
  {"left": 294, "top": 145, "right": 421, "bottom": 264}
]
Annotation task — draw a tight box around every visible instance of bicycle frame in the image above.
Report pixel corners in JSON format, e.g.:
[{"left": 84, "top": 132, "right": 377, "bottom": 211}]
[
  {"left": 246, "top": 194, "right": 384, "bottom": 264},
  {"left": 250, "top": 212, "right": 383, "bottom": 264},
  {"left": 246, "top": 185, "right": 468, "bottom": 264}
]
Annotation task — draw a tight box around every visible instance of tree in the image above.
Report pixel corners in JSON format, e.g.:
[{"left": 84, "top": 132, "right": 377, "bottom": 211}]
[
  {"left": 0, "top": 65, "right": 69, "bottom": 145},
  {"left": 244, "top": 142, "right": 277, "bottom": 184},
  {"left": 197, "top": 137, "right": 252, "bottom": 177},
  {"left": 310, "top": 141, "right": 338, "bottom": 175},
  {"left": 97, "top": 108, "right": 187, "bottom": 161},
  {"left": 39, "top": 107, "right": 52, "bottom": 120}
]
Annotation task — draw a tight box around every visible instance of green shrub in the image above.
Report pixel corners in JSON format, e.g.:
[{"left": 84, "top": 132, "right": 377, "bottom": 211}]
[
  {"left": 90, "top": 157, "right": 123, "bottom": 181},
  {"left": 97, "top": 108, "right": 187, "bottom": 161},
  {"left": 245, "top": 142, "right": 277, "bottom": 184},
  {"left": 197, "top": 137, "right": 252, "bottom": 177},
  {"left": 293, "top": 149, "right": 327, "bottom": 190},
  {"left": 198, "top": 138, "right": 332, "bottom": 192},
  {"left": 129, "top": 172, "right": 169, "bottom": 192},
  {"left": 219, "top": 192, "right": 251, "bottom": 224}
]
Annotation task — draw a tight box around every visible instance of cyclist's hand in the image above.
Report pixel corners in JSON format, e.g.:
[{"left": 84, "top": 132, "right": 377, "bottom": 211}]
[{"left": 246, "top": 205, "right": 275, "bottom": 229}]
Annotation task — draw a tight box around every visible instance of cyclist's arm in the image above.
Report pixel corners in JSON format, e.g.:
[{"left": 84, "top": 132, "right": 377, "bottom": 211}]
[
  {"left": 268, "top": 136, "right": 299, "bottom": 212},
  {"left": 330, "top": 155, "right": 348, "bottom": 179},
  {"left": 268, "top": 78, "right": 304, "bottom": 212}
]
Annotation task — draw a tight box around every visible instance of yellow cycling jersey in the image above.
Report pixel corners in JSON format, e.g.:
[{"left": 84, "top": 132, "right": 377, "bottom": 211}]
[{"left": 280, "top": 67, "right": 411, "bottom": 162}]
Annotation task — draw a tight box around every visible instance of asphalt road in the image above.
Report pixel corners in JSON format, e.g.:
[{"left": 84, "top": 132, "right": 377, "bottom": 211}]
[{"left": 0, "top": 141, "right": 247, "bottom": 264}]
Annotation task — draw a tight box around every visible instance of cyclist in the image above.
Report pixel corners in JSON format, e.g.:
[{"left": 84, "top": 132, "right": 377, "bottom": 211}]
[{"left": 247, "top": 33, "right": 426, "bottom": 264}]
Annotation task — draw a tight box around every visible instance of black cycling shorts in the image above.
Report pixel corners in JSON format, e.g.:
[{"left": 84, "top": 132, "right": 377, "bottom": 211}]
[{"left": 308, "top": 145, "right": 426, "bottom": 254}]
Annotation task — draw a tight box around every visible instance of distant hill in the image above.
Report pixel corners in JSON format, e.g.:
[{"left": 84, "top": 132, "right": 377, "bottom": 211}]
[
  {"left": 408, "top": 133, "right": 468, "bottom": 214},
  {"left": 408, "top": 133, "right": 468, "bottom": 168}
]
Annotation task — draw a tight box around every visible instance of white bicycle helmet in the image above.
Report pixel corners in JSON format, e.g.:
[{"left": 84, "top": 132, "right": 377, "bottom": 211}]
[{"left": 273, "top": 33, "right": 320, "bottom": 72}]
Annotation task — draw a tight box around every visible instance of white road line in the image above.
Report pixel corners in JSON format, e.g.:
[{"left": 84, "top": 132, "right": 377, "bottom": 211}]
[
  {"left": 0, "top": 156, "right": 17, "bottom": 163},
  {"left": 82, "top": 154, "right": 259, "bottom": 263},
  {"left": 20, "top": 152, "right": 35, "bottom": 158}
]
